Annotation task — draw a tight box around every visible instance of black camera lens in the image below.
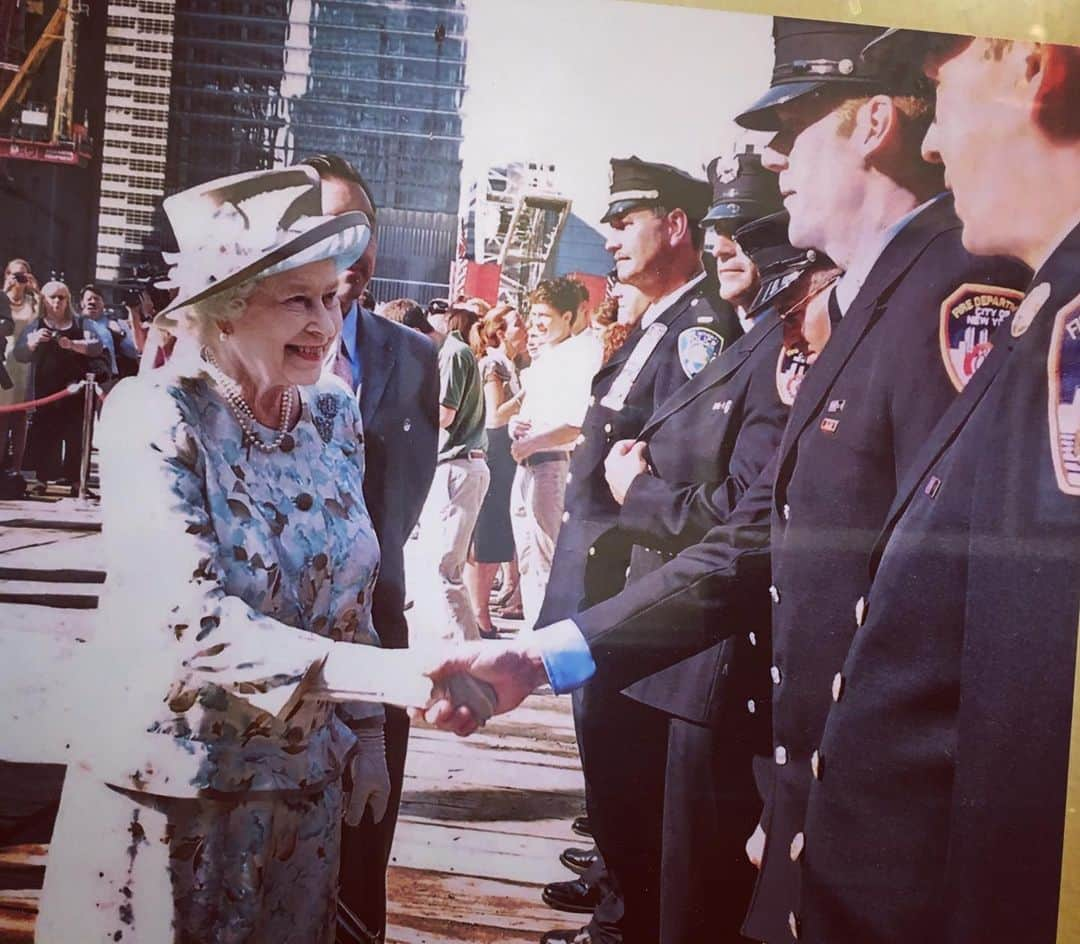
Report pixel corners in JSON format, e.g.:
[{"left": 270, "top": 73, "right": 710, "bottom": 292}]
[{"left": 13, "top": 273, "right": 28, "bottom": 285}]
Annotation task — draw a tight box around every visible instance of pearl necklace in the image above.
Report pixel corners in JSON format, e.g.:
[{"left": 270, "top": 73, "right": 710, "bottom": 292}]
[{"left": 200, "top": 347, "right": 294, "bottom": 453}]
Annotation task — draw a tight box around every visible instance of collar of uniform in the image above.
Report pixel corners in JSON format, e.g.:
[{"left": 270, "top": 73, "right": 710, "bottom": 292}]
[
  {"left": 641, "top": 269, "right": 708, "bottom": 329},
  {"left": 1030, "top": 217, "right": 1080, "bottom": 294},
  {"left": 834, "top": 191, "right": 948, "bottom": 316},
  {"left": 1031, "top": 210, "right": 1080, "bottom": 276}
]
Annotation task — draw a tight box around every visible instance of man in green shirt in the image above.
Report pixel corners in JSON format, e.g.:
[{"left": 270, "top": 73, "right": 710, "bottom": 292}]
[{"left": 413, "top": 302, "right": 490, "bottom": 639}]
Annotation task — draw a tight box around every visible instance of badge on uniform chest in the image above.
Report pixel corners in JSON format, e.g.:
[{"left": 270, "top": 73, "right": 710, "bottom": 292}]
[
  {"left": 1048, "top": 292, "right": 1080, "bottom": 497},
  {"left": 939, "top": 283, "right": 1025, "bottom": 391},
  {"left": 677, "top": 327, "right": 724, "bottom": 379}
]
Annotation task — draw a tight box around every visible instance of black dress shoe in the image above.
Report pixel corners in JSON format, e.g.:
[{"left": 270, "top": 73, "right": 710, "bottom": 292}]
[
  {"left": 542, "top": 877, "right": 602, "bottom": 914},
  {"left": 571, "top": 815, "right": 592, "bottom": 838},
  {"left": 559, "top": 846, "right": 599, "bottom": 875},
  {"left": 540, "top": 928, "right": 592, "bottom": 944}
]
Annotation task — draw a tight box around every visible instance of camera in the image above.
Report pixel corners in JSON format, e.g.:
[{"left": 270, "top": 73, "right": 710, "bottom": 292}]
[{"left": 12, "top": 272, "right": 27, "bottom": 285}]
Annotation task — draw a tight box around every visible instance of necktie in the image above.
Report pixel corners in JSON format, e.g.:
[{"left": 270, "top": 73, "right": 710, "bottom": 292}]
[{"left": 333, "top": 342, "right": 354, "bottom": 390}]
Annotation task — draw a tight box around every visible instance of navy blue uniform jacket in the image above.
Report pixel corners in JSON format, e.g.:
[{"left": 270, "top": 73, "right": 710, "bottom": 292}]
[
  {"left": 537, "top": 278, "right": 741, "bottom": 630},
  {"left": 800, "top": 225, "right": 1080, "bottom": 944},
  {"left": 743, "top": 195, "right": 1030, "bottom": 944}
]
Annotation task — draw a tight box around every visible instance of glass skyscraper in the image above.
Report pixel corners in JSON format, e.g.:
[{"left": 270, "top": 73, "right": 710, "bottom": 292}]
[{"left": 99, "top": 0, "right": 467, "bottom": 301}]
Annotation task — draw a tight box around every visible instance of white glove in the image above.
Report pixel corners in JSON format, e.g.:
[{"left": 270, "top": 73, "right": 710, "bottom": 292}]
[{"left": 344, "top": 724, "right": 390, "bottom": 826}]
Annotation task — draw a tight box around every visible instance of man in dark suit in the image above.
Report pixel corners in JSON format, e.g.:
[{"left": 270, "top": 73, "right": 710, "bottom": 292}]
[
  {"left": 534, "top": 157, "right": 741, "bottom": 944},
  {"left": 798, "top": 30, "right": 1079, "bottom": 944},
  {"left": 303, "top": 154, "right": 439, "bottom": 944}
]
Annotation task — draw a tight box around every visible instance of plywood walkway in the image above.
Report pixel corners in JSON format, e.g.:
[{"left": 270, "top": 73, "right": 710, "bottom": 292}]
[{"left": 0, "top": 493, "right": 586, "bottom": 944}]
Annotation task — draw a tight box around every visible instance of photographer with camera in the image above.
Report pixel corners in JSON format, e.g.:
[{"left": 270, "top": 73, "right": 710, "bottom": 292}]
[
  {"left": 0, "top": 258, "right": 41, "bottom": 487},
  {"left": 14, "top": 279, "right": 103, "bottom": 493}
]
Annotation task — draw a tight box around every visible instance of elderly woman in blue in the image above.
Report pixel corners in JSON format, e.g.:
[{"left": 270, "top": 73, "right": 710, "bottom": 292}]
[{"left": 36, "top": 167, "right": 432, "bottom": 943}]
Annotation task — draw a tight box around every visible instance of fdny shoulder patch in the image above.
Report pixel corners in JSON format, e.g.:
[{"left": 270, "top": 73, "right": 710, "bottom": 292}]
[
  {"left": 939, "top": 283, "right": 1025, "bottom": 391},
  {"left": 1048, "top": 293, "right": 1080, "bottom": 497},
  {"left": 677, "top": 326, "right": 724, "bottom": 379}
]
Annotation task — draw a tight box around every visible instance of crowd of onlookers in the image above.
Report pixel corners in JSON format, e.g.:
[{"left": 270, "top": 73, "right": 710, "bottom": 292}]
[
  {"left": 0, "top": 257, "right": 166, "bottom": 497},
  {"left": 384, "top": 276, "right": 648, "bottom": 639}
]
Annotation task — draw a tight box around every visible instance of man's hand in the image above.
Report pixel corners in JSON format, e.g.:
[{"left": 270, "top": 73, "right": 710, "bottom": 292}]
[
  {"left": 746, "top": 822, "right": 766, "bottom": 869},
  {"left": 510, "top": 436, "right": 534, "bottom": 463},
  {"left": 508, "top": 416, "right": 532, "bottom": 441},
  {"left": 604, "top": 439, "right": 648, "bottom": 505},
  {"left": 417, "top": 640, "right": 548, "bottom": 737}
]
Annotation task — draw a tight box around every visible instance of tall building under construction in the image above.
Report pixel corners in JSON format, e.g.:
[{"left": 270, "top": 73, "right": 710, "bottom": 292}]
[{"left": 96, "top": 0, "right": 467, "bottom": 301}]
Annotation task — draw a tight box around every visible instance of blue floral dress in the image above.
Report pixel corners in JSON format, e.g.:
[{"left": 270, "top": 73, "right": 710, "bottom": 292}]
[{"left": 38, "top": 371, "right": 382, "bottom": 944}]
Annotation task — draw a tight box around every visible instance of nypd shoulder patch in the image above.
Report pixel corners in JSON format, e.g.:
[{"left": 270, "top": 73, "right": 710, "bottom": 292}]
[
  {"left": 1048, "top": 293, "right": 1080, "bottom": 497},
  {"left": 677, "top": 327, "right": 724, "bottom": 379},
  {"left": 939, "top": 283, "right": 1025, "bottom": 391}
]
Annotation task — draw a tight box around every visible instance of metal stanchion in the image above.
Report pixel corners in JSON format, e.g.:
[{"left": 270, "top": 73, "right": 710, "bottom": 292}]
[{"left": 77, "top": 373, "right": 95, "bottom": 502}]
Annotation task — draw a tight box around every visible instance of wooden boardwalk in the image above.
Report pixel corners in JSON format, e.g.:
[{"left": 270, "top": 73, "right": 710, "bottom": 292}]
[{"left": 0, "top": 491, "right": 586, "bottom": 944}]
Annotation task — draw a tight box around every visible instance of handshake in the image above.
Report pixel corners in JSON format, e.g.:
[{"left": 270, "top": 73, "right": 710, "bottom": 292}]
[{"left": 414, "top": 639, "right": 551, "bottom": 737}]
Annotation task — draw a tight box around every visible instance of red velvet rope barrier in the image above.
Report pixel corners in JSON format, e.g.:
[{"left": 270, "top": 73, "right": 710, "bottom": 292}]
[{"left": 0, "top": 381, "right": 88, "bottom": 415}]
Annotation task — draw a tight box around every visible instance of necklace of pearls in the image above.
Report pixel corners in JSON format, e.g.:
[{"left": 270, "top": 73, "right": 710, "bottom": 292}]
[{"left": 200, "top": 347, "right": 294, "bottom": 453}]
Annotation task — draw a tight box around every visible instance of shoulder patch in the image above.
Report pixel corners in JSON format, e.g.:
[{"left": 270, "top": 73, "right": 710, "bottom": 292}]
[
  {"left": 677, "top": 327, "right": 724, "bottom": 379},
  {"left": 939, "top": 283, "right": 1025, "bottom": 391},
  {"left": 1048, "top": 293, "right": 1080, "bottom": 497}
]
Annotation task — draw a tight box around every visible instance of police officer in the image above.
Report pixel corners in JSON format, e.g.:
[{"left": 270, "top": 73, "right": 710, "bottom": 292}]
[
  {"left": 536, "top": 159, "right": 809, "bottom": 944},
  {"left": 729, "top": 18, "right": 1031, "bottom": 944},
  {"left": 799, "top": 30, "right": 1080, "bottom": 944},
  {"left": 537, "top": 157, "right": 741, "bottom": 944}
]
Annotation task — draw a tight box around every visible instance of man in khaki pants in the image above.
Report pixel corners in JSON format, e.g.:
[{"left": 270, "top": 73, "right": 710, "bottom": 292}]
[{"left": 510, "top": 278, "right": 602, "bottom": 629}]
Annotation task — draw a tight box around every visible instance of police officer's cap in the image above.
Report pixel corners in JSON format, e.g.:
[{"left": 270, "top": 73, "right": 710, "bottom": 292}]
[
  {"left": 736, "top": 211, "right": 826, "bottom": 317},
  {"left": 600, "top": 156, "right": 711, "bottom": 225},
  {"left": 736, "top": 18, "right": 927, "bottom": 133},
  {"left": 701, "top": 147, "right": 782, "bottom": 232}
]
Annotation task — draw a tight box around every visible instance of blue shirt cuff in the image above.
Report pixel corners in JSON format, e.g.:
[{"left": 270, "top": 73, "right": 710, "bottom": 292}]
[{"left": 534, "top": 619, "right": 596, "bottom": 694}]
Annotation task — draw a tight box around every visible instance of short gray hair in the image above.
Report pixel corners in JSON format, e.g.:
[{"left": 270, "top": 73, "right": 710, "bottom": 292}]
[{"left": 169, "top": 279, "right": 260, "bottom": 349}]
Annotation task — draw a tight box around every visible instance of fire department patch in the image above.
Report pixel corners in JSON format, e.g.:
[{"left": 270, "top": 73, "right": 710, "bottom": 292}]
[
  {"left": 1048, "top": 293, "right": 1080, "bottom": 497},
  {"left": 677, "top": 327, "right": 723, "bottom": 379},
  {"left": 939, "top": 283, "right": 1025, "bottom": 391}
]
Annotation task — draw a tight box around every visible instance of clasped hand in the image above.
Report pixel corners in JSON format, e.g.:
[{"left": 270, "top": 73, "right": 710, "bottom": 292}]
[
  {"left": 604, "top": 439, "right": 648, "bottom": 505},
  {"left": 414, "top": 639, "right": 548, "bottom": 737}
]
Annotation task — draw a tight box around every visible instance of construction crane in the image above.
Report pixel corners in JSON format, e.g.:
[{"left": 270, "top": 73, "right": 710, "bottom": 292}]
[{"left": 0, "top": 0, "right": 92, "bottom": 166}]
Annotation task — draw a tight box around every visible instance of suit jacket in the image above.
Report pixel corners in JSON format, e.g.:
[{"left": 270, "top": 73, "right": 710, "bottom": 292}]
[
  {"left": 743, "top": 196, "right": 1031, "bottom": 944},
  {"left": 799, "top": 224, "right": 1080, "bottom": 944},
  {"left": 537, "top": 277, "right": 742, "bottom": 628},
  {"left": 350, "top": 307, "right": 439, "bottom": 649}
]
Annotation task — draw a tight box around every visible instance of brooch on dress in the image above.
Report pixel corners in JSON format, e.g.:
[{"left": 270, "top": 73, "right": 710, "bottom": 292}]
[{"left": 313, "top": 393, "right": 339, "bottom": 444}]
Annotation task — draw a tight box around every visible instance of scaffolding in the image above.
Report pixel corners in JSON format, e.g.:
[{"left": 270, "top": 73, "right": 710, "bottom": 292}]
[
  {"left": 468, "top": 162, "right": 572, "bottom": 305},
  {"left": 0, "top": 0, "right": 91, "bottom": 166}
]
